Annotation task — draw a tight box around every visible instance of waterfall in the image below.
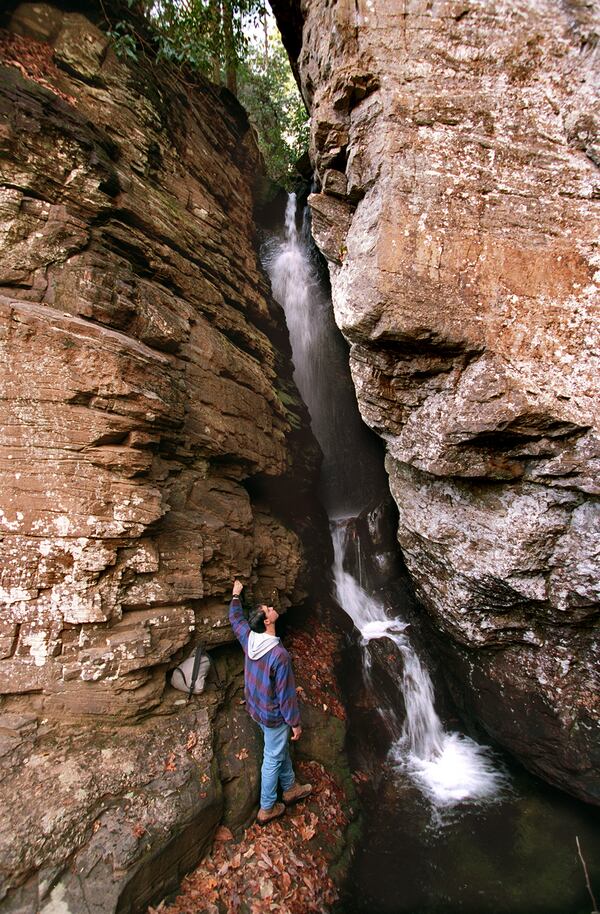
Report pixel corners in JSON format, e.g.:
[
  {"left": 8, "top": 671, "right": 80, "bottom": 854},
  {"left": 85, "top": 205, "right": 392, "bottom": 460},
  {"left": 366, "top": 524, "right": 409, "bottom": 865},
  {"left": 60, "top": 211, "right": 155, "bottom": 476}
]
[
  {"left": 264, "top": 194, "right": 386, "bottom": 516},
  {"left": 331, "top": 521, "right": 505, "bottom": 806},
  {"left": 332, "top": 521, "right": 443, "bottom": 760},
  {"left": 263, "top": 193, "right": 507, "bottom": 809}
]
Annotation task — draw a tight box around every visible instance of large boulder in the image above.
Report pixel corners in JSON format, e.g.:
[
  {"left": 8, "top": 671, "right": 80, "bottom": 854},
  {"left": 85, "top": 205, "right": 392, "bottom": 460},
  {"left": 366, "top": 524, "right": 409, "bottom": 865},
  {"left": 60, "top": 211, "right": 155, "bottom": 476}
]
[
  {"left": 1, "top": 701, "right": 223, "bottom": 914},
  {"left": 271, "top": 0, "right": 600, "bottom": 804}
]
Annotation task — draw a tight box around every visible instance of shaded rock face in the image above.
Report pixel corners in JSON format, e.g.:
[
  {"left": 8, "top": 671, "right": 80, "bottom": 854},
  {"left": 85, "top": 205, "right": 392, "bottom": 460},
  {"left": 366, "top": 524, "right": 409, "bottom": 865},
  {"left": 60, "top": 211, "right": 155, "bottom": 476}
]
[
  {"left": 0, "top": 2, "right": 322, "bottom": 720},
  {"left": 271, "top": 0, "right": 600, "bottom": 803},
  {"left": 1, "top": 701, "right": 223, "bottom": 914}
]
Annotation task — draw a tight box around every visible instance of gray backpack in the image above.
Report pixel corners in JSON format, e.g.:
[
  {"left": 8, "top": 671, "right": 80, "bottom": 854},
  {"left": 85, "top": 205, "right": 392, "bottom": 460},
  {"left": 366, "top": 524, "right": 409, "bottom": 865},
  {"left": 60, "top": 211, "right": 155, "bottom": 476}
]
[{"left": 171, "top": 645, "right": 211, "bottom": 699}]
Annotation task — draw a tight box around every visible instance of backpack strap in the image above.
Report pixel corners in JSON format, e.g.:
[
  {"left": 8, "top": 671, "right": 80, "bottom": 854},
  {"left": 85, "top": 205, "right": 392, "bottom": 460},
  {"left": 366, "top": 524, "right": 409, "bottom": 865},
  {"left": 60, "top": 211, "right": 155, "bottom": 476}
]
[{"left": 187, "top": 644, "right": 205, "bottom": 701}]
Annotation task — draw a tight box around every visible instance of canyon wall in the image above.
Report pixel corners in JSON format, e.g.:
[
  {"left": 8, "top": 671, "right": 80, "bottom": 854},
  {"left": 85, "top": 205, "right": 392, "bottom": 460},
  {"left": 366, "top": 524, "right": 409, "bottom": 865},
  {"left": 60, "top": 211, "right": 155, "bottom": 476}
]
[
  {"left": 0, "top": 2, "right": 325, "bottom": 909},
  {"left": 272, "top": 0, "right": 599, "bottom": 804},
  {"left": 0, "top": 0, "right": 321, "bottom": 718}
]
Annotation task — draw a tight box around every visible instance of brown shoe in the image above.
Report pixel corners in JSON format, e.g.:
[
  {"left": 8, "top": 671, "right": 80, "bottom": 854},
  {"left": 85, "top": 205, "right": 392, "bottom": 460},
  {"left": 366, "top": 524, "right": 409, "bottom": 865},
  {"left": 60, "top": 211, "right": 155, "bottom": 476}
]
[
  {"left": 282, "top": 782, "right": 312, "bottom": 805},
  {"left": 256, "top": 801, "right": 285, "bottom": 825}
]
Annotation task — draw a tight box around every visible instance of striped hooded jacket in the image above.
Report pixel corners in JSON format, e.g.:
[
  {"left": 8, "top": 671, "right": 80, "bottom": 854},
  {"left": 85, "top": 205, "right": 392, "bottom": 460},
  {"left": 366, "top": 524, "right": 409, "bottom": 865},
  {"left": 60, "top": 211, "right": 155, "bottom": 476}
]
[{"left": 229, "top": 597, "right": 301, "bottom": 729}]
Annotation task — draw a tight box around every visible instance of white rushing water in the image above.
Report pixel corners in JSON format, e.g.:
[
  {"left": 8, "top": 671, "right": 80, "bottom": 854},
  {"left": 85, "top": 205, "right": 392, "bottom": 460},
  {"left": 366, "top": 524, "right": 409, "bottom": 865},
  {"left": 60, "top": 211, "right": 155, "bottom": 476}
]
[
  {"left": 269, "top": 195, "right": 319, "bottom": 402},
  {"left": 333, "top": 522, "right": 507, "bottom": 808},
  {"left": 264, "top": 194, "right": 385, "bottom": 515},
  {"left": 265, "top": 193, "right": 507, "bottom": 809},
  {"left": 266, "top": 195, "right": 333, "bottom": 483}
]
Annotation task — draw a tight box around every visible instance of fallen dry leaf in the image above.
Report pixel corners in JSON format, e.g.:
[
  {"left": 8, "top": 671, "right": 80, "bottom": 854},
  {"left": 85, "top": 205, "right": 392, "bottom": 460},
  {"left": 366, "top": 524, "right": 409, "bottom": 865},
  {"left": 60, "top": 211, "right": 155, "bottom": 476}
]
[
  {"left": 287, "top": 618, "right": 347, "bottom": 721},
  {"left": 151, "top": 650, "right": 350, "bottom": 914},
  {"left": 351, "top": 770, "right": 370, "bottom": 784},
  {"left": 298, "top": 820, "right": 317, "bottom": 841}
]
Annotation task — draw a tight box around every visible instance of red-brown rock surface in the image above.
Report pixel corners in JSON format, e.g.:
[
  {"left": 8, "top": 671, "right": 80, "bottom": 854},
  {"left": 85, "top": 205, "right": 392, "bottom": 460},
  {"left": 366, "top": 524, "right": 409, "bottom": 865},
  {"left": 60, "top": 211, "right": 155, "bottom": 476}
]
[
  {"left": 0, "top": 2, "right": 318, "bottom": 718},
  {"left": 0, "top": 2, "right": 326, "bottom": 910},
  {"left": 271, "top": 0, "right": 599, "bottom": 804}
]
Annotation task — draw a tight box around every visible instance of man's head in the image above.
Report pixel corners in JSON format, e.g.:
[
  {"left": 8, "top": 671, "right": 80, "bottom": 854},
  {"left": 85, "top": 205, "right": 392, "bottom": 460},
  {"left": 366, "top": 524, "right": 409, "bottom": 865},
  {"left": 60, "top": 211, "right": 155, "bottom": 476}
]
[{"left": 249, "top": 602, "right": 279, "bottom": 634}]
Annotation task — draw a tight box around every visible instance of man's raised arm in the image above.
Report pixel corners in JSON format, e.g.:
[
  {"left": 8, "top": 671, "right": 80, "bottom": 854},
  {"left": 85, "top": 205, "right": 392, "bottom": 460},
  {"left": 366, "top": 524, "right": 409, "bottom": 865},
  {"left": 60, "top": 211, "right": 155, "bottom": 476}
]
[{"left": 229, "top": 578, "right": 250, "bottom": 653}]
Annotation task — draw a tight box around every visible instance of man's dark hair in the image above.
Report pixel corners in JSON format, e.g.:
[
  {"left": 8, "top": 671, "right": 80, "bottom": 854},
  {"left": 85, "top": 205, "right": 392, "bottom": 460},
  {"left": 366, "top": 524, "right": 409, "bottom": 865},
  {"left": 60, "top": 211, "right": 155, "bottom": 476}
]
[{"left": 249, "top": 608, "right": 266, "bottom": 633}]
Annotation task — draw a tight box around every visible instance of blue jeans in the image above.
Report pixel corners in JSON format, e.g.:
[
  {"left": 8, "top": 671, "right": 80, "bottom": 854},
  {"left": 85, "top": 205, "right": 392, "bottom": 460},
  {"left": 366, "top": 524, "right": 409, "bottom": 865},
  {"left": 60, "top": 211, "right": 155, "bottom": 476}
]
[{"left": 259, "top": 721, "right": 295, "bottom": 810}]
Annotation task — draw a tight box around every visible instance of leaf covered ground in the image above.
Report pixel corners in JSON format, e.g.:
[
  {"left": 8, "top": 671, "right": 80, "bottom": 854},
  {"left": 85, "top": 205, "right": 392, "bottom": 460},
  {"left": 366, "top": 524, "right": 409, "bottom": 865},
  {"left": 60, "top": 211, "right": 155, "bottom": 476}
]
[
  {"left": 152, "top": 613, "right": 353, "bottom": 914},
  {"left": 286, "top": 615, "right": 347, "bottom": 722},
  {"left": 153, "top": 760, "right": 349, "bottom": 914}
]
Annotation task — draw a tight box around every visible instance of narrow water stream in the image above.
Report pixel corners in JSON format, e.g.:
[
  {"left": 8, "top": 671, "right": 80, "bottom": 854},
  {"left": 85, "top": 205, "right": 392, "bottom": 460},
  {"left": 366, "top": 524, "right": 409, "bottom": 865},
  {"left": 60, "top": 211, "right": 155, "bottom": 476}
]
[
  {"left": 331, "top": 521, "right": 507, "bottom": 809},
  {"left": 265, "top": 194, "right": 385, "bottom": 516},
  {"left": 262, "top": 194, "right": 599, "bottom": 914}
]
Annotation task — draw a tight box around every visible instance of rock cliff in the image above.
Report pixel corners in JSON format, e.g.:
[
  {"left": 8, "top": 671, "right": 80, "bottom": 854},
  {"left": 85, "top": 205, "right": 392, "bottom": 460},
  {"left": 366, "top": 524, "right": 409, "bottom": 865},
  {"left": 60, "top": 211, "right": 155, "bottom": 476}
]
[
  {"left": 0, "top": 2, "right": 326, "bottom": 909},
  {"left": 271, "top": 0, "right": 599, "bottom": 804},
  {"left": 0, "top": 1, "right": 323, "bottom": 718}
]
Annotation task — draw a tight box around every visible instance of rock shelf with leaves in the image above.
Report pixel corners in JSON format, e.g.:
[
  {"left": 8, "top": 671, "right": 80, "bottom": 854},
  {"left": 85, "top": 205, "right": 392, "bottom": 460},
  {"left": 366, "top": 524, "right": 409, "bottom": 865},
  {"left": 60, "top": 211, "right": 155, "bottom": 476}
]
[{"left": 158, "top": 760, "right": 350, "bottom": 914}]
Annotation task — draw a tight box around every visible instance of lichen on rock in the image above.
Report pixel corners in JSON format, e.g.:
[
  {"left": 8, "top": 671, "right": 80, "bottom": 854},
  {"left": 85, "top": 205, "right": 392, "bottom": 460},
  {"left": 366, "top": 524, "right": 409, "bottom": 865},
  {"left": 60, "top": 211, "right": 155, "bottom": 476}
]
[{"left": 0, "top": 0, "right": 320, "bottom": 717}]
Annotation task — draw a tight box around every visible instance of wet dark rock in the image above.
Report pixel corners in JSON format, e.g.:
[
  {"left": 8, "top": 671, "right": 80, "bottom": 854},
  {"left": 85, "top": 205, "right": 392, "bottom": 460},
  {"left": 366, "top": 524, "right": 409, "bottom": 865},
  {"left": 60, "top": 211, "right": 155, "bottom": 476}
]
[
  {"left": 212, "top": 647, "right": 262, "bottom": 835},
  {"left": 0, "top": 703, "right": 223, "bottom": 913}
]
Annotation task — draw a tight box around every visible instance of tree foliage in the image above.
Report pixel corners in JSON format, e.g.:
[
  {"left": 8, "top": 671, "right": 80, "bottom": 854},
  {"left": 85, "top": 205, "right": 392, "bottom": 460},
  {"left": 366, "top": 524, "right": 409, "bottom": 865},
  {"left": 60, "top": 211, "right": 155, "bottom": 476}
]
[
  {"left": 237, "top": 25, "right": 309, "bottom": 187},
  {"left": 148, "top": 0, "right": 262, "bottom": 91},
  {"left": 108, "top": 1, "right": 308, "bottom": 185}
]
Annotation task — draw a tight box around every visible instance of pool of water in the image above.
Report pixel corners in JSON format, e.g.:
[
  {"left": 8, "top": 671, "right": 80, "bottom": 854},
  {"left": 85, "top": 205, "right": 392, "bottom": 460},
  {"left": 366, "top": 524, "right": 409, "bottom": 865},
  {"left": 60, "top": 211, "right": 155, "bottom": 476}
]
[
  {"left": 338, "top": 750, "right": 599, "bottom": 914},
  {"left": 337, "top": 680, "right": 599, "bottom": 914}
]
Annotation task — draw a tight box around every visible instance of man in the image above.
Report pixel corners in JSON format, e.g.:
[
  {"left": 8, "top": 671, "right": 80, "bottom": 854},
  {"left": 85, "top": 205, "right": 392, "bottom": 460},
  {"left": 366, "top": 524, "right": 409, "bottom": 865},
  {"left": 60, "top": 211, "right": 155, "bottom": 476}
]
[{"left": 229, "top": 578, "right": 312, "bottom": 824}]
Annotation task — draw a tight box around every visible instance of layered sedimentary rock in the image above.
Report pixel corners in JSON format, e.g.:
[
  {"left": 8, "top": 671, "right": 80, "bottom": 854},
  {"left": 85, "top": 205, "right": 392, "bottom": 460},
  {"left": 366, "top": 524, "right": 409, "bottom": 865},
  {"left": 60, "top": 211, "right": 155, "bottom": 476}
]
[
  {"left": 0, "top": 2, "right": 324, "bottom": 908},
  {"left": 0, "top": 1, "right": 318, "bottom": 718},
  {"left": 2, "top": 699, "right": 223, "bottom": 913},
  {"left": 272, "top": 0, "right": 600, "bottom": 803}
]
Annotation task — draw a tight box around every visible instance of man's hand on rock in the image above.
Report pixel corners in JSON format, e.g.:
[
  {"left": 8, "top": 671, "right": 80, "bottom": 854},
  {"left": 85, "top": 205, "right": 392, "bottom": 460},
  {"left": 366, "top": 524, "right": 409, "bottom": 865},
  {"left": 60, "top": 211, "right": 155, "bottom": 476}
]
[
  {"left": 232, "top": 579, "right": 243, "bottom": 598},
  {"left": 291, "top": 726, "right": 302, "bottom": 741}
]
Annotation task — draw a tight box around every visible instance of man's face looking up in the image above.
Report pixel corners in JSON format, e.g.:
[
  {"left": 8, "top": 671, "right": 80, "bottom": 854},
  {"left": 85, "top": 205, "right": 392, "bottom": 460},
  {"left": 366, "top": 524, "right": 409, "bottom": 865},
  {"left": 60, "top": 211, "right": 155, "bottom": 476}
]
[{"left": 260, "top": 605, "right": 279, "bottom": 625}]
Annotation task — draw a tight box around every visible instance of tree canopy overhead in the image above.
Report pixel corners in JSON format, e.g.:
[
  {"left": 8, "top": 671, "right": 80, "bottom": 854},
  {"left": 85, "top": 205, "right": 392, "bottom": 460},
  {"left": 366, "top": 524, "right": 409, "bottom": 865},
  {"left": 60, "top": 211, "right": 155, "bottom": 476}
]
[{"left": 109, "top": 0, "right": 308, "bottom": 186}]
